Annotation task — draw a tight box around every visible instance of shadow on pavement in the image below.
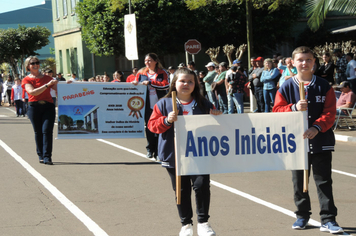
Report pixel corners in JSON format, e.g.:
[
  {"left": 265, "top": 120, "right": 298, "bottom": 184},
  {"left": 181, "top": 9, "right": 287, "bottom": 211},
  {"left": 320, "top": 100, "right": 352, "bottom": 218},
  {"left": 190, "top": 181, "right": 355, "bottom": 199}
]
[{"left": 52, "top": 161, "right": 160, "bottom": 165}]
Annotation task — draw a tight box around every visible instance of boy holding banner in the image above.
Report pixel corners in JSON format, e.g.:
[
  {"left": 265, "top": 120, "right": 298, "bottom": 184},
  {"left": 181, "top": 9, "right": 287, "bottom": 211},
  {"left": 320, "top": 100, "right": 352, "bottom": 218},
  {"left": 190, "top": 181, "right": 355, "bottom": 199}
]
[{"left": 273, "top": 46, "right": 343, "bottom": 234}]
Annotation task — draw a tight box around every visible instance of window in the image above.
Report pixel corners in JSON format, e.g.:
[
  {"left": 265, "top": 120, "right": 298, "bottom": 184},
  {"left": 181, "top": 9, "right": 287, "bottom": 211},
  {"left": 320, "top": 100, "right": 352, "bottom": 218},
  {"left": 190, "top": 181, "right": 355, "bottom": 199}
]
[
  {"left": 59, "top": 50, "right": 63, "bottom": 73},
  {"left": 71, "top": 0, "right": 76, "bottom": 14},
  {"left": 66, "top": 49, "right": 70, "bottom": 74},
  {"left": 56, "top": 0, "right": 60, "bottom": 19},
  {"left": 63, "top": 0, "right": 68, "bottom": 17}
]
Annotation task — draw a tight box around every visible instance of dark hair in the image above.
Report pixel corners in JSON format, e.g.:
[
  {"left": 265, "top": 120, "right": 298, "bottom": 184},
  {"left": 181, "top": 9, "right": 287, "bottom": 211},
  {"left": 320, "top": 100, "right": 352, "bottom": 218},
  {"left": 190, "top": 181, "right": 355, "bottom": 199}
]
[
  {"left": 292, "top": 46, "right": 314, "bottom": 59},
  {"left": 188, "top": 61, "right": 195, "bottom": 66},
  {"left": 199, "top": 71, "right": 206, "bottom": 76},
  {"left": 346, "top": 53, "right": 354, "bottom": 58},
  {"left": 115, "top": 70, "right": 124, "bottom": 76},
  {"left": 323, "top": 52, "right": 331, "bottom": 57},
  {"left": 164, "top": 68, "right": 208, "bottom": 112}
]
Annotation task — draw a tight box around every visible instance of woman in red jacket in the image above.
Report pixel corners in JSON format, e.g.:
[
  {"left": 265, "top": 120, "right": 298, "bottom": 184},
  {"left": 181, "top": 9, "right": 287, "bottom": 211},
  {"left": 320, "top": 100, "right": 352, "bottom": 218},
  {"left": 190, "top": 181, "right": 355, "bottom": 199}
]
[{"left": 132, "top": 53, "right": 169, "bottom": 159}]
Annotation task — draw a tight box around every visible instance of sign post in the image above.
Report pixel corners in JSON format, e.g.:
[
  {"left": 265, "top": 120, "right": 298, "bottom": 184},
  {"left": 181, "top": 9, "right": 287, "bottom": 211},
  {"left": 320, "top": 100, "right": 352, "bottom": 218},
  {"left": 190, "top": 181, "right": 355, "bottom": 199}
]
[{"left": 184, "top": 39, "right": 201, "bottom": 64}]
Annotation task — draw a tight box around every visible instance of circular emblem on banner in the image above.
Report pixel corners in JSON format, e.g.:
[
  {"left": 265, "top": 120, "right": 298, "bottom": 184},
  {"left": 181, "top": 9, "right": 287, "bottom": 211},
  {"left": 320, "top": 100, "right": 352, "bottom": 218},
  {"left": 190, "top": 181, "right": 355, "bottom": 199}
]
[{"left": 127, "top": 96, "right": 144, "bottom": 119}]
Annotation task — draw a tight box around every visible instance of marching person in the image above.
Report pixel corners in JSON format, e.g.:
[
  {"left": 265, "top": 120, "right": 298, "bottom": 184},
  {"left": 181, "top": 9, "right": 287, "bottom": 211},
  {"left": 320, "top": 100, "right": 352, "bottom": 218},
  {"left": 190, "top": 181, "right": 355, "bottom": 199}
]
[
  {"left": 273, "top": 46, "right": 343, "bottom": 234},
  {"left": 148, "top": 68, "right": 221, "bottom": 236},
  {"left": 22, "top": 56, "right": 58, "bottom": 165},
  {"left": 11, "top": 78, "right": 24, "bottom": 117},
  {"left": 132, "top": 53, "right": 169, "bottom": 160}
]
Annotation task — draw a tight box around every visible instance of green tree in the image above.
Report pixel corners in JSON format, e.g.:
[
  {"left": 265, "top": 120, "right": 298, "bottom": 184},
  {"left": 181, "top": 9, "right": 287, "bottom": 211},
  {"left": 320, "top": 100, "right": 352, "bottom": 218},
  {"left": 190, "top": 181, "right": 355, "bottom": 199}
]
[
  {"left": 41, "top": 57, "right": 57, "bottom": 73},
  {"left": 306, "top": 0, "right": 356, "bottom": 32},
  {"left": 78, "top": 0, "right": 303, "bottom": 60},
  {"left": 0, "top": 25, "right": 51, "bottom": 77}
]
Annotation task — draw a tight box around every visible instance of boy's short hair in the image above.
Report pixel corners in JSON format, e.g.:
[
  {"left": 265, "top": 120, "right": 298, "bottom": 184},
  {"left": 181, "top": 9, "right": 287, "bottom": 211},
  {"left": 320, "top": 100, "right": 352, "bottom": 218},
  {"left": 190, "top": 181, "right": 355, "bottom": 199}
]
[
  {"left": 292, "top": 46, "right": 314, "bottom": 59},
  {"left": 346, "top": 53, "right": 354, "bottom": 58}
]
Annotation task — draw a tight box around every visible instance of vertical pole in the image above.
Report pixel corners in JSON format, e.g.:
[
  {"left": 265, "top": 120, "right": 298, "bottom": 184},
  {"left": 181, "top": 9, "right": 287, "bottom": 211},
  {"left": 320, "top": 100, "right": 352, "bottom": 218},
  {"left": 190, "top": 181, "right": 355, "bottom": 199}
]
[
  {"left": 172, "top": 91, "right": 181, "bottom": 205},
  {"left": 246, "top": 0, "right": 256, "bottom": 112},
  {"left": 129, "top": 0, "right": 134, "bottom": 68},
  {"left": 192, "top": 54, "right": 195, "bottom": 63},
  {"left": 185, "top": 51, "right": 189, "bottom": 66},
  {"left": 299, "top": 82, "right": 308, "bottom": 193}
]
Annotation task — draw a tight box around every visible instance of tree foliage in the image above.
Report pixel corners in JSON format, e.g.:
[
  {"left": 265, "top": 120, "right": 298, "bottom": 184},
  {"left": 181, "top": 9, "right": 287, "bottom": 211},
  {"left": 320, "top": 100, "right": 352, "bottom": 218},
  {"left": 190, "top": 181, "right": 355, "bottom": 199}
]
[
  {"left": 306, "top": 0, "right": 356, "bottom": 32},
  {"left": 77, "top": 0, "right": 124, "bottom": 56},
  {"left": 0, "top": 25, "right": 51, "bottom": 77},
  {"left": 77, "top": 0, "right": 303, "bottom": 58}
]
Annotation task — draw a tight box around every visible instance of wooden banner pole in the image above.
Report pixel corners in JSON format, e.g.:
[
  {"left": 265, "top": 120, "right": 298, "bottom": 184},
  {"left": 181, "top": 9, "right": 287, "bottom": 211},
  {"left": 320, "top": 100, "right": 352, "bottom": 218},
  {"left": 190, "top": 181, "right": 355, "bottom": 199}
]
[
  {"left": 172, "top": 91, "right": 181, "bottom": 204},
  {"left": 299, "top": 82, "right": 308, "bottom": 193}
]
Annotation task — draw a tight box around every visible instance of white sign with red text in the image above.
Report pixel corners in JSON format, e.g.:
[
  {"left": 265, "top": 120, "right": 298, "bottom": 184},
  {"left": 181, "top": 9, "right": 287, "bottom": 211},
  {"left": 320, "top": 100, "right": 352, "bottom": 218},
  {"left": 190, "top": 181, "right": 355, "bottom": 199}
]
[{"left": 57, "top": 82, "right": 146, "bottom": 139}]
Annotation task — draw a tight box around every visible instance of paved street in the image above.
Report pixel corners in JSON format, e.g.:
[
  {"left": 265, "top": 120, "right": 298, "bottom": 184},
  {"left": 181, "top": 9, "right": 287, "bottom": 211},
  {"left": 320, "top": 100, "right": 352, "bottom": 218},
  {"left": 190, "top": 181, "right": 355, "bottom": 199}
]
[{"left": 0, "top": 106, "right": 355, "bottom": 236}]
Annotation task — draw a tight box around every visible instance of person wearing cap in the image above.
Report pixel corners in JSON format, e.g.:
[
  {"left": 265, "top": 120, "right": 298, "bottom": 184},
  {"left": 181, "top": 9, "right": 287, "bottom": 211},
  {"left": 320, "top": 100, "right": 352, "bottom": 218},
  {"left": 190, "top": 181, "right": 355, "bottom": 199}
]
[
  {"left": 226, "top": 66, "right": 246, "bottom": 114},
  {"left": 56, "top": 73, "right": 66, "bottom": 81},
  {"left": 178, "top": 63, "right": 186, "bottom": 69},
  {"left": 345, "top": 53, "right": 356, "bottom": 94},
  {"left": 203, "top": 62, "right": 218, "bottom": 107},
  {"left": 248, "top": 57, "right": 265, "bottom": 112},
  {"left": 336, "top": 81, "right": 356, "bottom": 112},
  {"left": 333, "top": 49, "right": 347, "bottom": 84}
]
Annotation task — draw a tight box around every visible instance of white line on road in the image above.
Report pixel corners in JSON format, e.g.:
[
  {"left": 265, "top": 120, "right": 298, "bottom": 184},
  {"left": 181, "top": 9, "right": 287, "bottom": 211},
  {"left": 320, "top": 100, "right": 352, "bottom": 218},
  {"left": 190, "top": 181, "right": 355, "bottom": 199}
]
[
  {"left": 332, "top": 169, "right": 356, "bottom": 178},
  {"left": 0, "top": 139, "right": 109, "bottom": 236},
  {"left": 98, "top": 139, "right": 353, "bottom": 235}
]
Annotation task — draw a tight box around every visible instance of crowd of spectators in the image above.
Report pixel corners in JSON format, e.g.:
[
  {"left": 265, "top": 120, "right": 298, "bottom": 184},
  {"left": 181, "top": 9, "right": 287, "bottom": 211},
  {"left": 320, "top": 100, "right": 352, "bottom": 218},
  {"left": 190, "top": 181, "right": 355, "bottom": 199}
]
[{"left": 1, "top": 48, "right": 356, "bottom": 114}]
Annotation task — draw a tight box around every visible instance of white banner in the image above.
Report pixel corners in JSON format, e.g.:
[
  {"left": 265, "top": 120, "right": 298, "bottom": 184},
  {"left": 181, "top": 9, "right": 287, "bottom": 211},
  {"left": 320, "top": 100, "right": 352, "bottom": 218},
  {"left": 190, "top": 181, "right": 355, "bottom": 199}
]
[
  {"left": 175, "top": 112, "right": 308, "bottom": 176},
  {"left": 57, "top": 82, "right": 146, "bottom": 139},
  {"left": 124, "top": 14, "right": 138, "bottom": 60}
]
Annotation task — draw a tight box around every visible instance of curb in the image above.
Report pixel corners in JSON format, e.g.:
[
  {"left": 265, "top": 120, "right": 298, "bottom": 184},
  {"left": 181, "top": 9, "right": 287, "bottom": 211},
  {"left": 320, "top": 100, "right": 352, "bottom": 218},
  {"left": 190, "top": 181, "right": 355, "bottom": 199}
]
[{"left": 335, "top": 134, "right": 356, "bottom": 143}]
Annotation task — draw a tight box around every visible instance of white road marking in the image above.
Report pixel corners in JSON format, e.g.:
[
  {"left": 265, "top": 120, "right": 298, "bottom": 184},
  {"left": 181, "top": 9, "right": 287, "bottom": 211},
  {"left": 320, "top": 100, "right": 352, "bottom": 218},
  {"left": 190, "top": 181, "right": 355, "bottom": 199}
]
[
  {"left": 332, "top": 169, "right": 356, "bottom": 178},
  {"left": 0, "top": 139, "right": 109, "bottom": 236},
  {"left": 98, "top": 139, "right": 353, "bottom": 235}
]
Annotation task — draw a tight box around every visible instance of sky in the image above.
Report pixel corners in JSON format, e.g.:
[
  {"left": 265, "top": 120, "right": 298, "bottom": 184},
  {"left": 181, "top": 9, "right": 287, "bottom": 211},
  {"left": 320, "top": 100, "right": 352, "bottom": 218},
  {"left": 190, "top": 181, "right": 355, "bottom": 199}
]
[{"left": 0, "top": 0, "right": 45, "bottom": 14}]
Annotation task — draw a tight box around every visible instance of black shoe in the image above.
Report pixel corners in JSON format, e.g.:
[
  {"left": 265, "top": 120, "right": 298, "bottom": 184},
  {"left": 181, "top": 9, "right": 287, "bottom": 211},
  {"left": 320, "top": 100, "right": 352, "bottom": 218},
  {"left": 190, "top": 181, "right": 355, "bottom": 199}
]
[
  {"left": 44, "top": 161, "right": 53, "bottom": 165},
  {"left": 153, "top": 153, "right": 157, "bottom": 160},
  {"left": 146, "top": 152, "right": 153, "bottom": 159},
  {"left": 39, "top": 160, "right": 44, "bottom": 164}
]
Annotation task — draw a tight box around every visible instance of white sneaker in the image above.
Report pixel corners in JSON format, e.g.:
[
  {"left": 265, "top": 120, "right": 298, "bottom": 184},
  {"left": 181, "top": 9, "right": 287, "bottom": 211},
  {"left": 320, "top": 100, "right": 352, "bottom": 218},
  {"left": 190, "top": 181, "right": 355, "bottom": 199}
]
[
  {"left": 179, "top": 224, "right": 193, "bottom": 236},
  {"left": 197, "top": 222, "right": 216, "bottom": 236}
]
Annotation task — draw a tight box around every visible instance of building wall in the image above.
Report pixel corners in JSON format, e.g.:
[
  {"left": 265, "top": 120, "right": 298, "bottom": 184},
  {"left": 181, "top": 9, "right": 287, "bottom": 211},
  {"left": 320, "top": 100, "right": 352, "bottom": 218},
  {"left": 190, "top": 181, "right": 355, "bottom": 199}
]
[{"left": 0, "top": 0, "right": 54, "bottom": 60}]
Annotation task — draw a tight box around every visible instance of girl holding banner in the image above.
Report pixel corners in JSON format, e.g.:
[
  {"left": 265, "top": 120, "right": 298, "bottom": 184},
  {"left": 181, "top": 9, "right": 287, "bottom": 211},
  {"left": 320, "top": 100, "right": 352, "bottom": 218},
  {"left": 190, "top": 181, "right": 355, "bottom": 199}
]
[
  {"left": 148, "top": 68, "right": 221, "bottom": 236},
  {"left": 133, "top": 53, "right": 169, "bottom": 160}
]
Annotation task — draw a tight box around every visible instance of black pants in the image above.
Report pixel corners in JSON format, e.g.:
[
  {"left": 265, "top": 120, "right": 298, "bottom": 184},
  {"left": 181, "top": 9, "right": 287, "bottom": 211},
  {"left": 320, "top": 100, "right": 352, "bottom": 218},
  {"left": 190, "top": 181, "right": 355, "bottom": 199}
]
[
  {"left": 254, "top": 86, "right": 264, "bottom": 112},
  {"left": 166, "top": 168, "right": 211, "bottom": 226},
  {"left": 27, "top": 102, "right": 55, "bottom": 162},
  {"left": 292, "top": 151, "right": 337, "bottom": 224},
  {"left": 145, "top": 107, "right": 158, "bottom": 155},
  {"left": 14, "top": 100, "right": 24, "bottom": 116}
]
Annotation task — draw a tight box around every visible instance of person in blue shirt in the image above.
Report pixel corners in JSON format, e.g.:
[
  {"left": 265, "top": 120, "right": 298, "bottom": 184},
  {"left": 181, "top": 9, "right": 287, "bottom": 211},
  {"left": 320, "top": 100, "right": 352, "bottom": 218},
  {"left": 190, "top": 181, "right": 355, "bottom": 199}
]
[
  {"left": 278, "top": 57, "right": 297, "bottom": 87},
  {"left": 260, "top": 58, "right": 280, "bottom": 112}
]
